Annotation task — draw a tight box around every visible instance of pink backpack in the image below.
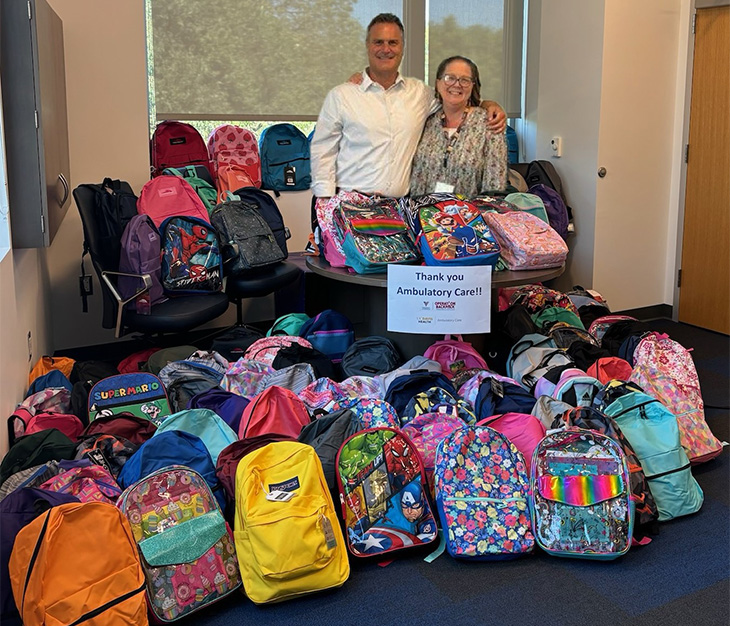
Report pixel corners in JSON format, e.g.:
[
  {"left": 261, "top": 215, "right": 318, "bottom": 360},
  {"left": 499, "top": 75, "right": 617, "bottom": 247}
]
[
  {"left": 476, "top": 412, "right": 546, "bottom": 473},
  {"left": 137, "top": 176, "right": 210, "bottom": 228},
  {"left": 9, "top": 410, "right": 85, "bottom": 445},
  {"left": 39, "top": 463, "right": 122, "bottom": 504},
  {"left": 484, "top": 211, "right": 568, "bottom": 270},
  {"left": 207, "top": 124, "right": 261, "bottom": 190},
  {"left": 238, "top": 385, "right": 311, "bottom": 439},
  {"left": 630, "top": 332, "right": 723, "bottom": 464},
  {"left": 242, "top": 336, "right": 313, "bottom": 368},
  {"left": 401, "top": 412, "right": 465, "bottom": 496},
  {"left": 424, "top": 335, "right": 488, "bottom": 380}
]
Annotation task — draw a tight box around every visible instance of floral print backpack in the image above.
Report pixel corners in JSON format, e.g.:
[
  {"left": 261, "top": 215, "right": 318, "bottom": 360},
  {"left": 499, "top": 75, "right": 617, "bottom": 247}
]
[{"left": 433, "top": 425, "right": 534, "bottom": 559}]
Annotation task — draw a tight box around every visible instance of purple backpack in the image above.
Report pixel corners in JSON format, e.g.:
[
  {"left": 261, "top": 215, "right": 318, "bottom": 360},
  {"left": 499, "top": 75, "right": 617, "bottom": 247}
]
[
  {"left": 529, "top": 183, "right": 569, "bottom": 240},
  {"left": 118, "top": 214, "right": 165, "bottom": 310}
]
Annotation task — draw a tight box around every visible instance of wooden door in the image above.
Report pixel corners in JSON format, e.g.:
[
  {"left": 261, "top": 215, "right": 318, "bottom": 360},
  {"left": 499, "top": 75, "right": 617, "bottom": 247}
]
[{"left": 679, "top": 5, "right": 730, "bottom": 334}]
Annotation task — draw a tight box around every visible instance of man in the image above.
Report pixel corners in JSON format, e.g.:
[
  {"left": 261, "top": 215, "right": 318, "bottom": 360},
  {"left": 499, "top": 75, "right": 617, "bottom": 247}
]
[{"left": 310, "top": 13, "right": 507, "bottom": 201}]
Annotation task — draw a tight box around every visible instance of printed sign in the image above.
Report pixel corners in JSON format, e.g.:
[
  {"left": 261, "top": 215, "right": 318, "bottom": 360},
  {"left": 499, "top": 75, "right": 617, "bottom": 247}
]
[{"left": 386, "top": 265, "right": 491, "bottom": 334}]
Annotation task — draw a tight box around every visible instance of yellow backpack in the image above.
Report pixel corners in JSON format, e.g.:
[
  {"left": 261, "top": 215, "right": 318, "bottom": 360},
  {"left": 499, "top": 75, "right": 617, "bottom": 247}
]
[{"left": 234, "top": 441, "right": 349, "bottom": 603}]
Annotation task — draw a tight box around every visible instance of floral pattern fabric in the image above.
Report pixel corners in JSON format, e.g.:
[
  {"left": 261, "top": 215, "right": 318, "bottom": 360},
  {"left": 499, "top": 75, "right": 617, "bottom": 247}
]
[{"left": 434, "top": 426, "right": 534, "bottom": 558}]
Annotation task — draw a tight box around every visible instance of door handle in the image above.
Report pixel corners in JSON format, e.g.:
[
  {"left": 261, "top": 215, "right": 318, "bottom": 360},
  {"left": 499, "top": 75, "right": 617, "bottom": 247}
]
[{"left": 58, "top": 173, "right": 69, "bottom": 205}]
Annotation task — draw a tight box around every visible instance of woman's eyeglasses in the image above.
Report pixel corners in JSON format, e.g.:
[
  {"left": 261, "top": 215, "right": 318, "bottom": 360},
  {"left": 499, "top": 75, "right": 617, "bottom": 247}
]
[{"left": 440, "top": 74, "right": 474, "bottom": 88}]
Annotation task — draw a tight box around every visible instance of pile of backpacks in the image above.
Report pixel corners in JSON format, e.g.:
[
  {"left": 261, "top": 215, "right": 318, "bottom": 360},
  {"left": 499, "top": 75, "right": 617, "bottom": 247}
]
[
  {"left": 313, "top": 160, "right": 572, "bottom": 275},
  {"left": 1, "top": 286, "right": 724, "bottom": 625}
]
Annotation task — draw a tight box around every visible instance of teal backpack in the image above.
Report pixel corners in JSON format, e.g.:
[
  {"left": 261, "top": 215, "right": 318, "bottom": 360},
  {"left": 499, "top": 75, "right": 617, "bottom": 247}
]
[
  {"left": 266, "top": 313, "right": 311, "bottom": 337},
  {"left": 603, "top": 391, "right": 704, "bottom": 521},
  {"left": 163, "top": 166, "right": 218, "bottom": 216}
]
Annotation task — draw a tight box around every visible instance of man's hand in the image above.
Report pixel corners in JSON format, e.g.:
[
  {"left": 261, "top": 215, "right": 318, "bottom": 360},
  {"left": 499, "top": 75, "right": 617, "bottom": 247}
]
[
  {"left": 480, "top": 100, "right": 507, "bottom": 134},
  {"left": 348, "top": 72, "right": 364, "bottom": 85}
]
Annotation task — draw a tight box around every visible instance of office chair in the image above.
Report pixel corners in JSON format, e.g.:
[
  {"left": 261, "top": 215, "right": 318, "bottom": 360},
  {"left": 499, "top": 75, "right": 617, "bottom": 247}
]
[{"left": 73, "top": 183, "right": 230, "bottom": 339}]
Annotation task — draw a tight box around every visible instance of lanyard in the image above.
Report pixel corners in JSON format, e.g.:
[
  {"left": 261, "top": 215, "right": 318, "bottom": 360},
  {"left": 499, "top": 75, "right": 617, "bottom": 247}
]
[{"left": 441, "top": 107, "right": 470, "bottom": 168}]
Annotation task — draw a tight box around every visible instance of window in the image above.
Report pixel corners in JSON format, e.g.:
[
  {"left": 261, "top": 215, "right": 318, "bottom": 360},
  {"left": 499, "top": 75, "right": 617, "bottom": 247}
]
[
  {"left": 0, "top": 86, "right": 10, "bottom": 259},
  {"left": 145, "top": 0, "right": 524, "bottom": 135}
]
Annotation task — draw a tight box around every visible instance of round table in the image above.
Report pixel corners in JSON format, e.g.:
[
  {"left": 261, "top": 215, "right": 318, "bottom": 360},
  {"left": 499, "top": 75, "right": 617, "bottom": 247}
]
[{"left": 304, "top": 256, "right": 565, "bottom": 359}]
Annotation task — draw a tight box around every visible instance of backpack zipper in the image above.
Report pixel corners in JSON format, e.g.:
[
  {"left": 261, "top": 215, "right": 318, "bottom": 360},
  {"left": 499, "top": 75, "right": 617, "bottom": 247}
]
[
  {"left": 21, "top": 510, "right": 52, "bottom": 614},
  {"left": 266, "top": 156, "right": 310, "bottom": 168},
  {"left": 67, "top": 581, "right": 146, "bottom": 625}
]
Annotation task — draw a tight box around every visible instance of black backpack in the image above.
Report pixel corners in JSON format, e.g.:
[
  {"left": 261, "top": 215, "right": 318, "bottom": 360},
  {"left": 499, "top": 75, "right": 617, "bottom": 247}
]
[
  {"left": 210, "top": 198, "right": 285, "bottom": 275},
  {"left": 271, "top": 343, "right": 338, "bottom": 381},
  {"left": 0, "top": 429, "right": 77, "bottom": 488},
  {"left": 341, "top": 336, "right": 402, "bottom": 378},
  {"left": 232, "top": 186, "right": 291, "bottom": 257},
  {"left": 69, "top": 360, "right": 121, "bottom": 425},
  {"left": 513, "top": 160, "right": 573, "bottom": 220}
]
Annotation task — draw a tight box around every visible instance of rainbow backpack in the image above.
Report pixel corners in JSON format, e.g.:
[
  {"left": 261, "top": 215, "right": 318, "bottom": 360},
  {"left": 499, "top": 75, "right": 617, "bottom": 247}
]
[
  {"left": 530, "top": 429, "right": 633, "bottom": 560},
  {"left": 117, "top": 465, "right": 241, "bottom": 622}
]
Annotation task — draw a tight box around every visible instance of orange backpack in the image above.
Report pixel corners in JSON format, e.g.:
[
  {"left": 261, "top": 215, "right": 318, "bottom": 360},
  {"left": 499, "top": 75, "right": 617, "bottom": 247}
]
[{"left": 9, "top": 501, "right": 148, "bottom": 626}]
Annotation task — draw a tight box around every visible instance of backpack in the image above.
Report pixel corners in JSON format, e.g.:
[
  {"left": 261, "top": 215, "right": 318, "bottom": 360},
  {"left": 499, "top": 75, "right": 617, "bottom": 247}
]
[
  {"left": 336, "top": 198, "right": 419, "bottom": 273},
  {"left": 82, "top": 412, "right": 158, "bottom": 446},
  {"left": 506, "top": 125, "right": 519, "bottom": 163},
  {"left": 9, "top": 501, "right": 148, "bottom": 626},
  {"left": 267, "top": 312, "right": 311, "bottom": 337},
  {"left": 210, "top": 198, "right": 285, "bottom": 275},
  {"left": 474, "top": 376, "right": 537, "bottom": 418},
  {"left": 234, "top": 441, "right": 349, "bottom": 603},
  {"left": 298, "top": 409, "right": 360, "bottom": 490},
  {"left": 383, "top": 371, "right": 457, "bottom": 418},
  {"left": 434, "top": 425, "right": 534, "bottom": 559},
  {"left": 603, "top": 391, "right": 704, "bottom": 521},
  {"left": 211, "top": 325, "right": 264, "bottom": 362},
  {"left": 531, "top": 307, "right": 585, "bottom": 332},
  {"left": 424, "top": 334, "right": 489, "bottom": 380},
  {"left": 38, "top": 461, "right": 122, "bottom": 504},
  {"left": 162, "top": 165, "right": 218, "bottom": 215},
  {"left": 401, "top": 412, "right": 466, "bottom": 495},
  {"left": 117, "top": 466, "right": 242, "bottom": 622},
  {"left": 341, "top": 336, "right": 402, "bottom": 378},
  {"left": 28, "top": 356, "right": 76, "bottom": 386},
  {"left": 19, "top": 387, "right": 72, "bottom": 416},
  {"left": 0, "top": 488, "right": 79, "bottom": 624},
  {"left": 258, "top": 363, "right": 317, "bottom": 395},
  {"left": 299, "top": 309, "right": 355, "bottom": 362},
  {"left": 74, "top": 433, "right": 139, "bottom": 479},
  {"left": 528, "top": 183, "right": 570, "bottom": 239},
  {"left": 506, "top": 333, "right": 573, "bottom": 392},
  {"left": 416, "top": 200, "right": 501, "bottom": 266},
  {"left": 25, "top": 370, "right": 72, "bottom": 400},
  {"left": 588, "top": 314, "right": 639, "bottom": 343},
  {"left": 271, "top": 343, "right": 338, "bottom": 380},
  {"left": 531, "top": 429, "right": 633, "bottom": 559},
  {"left": 484, "top": 211, "right": 568, "bottom": 270},
  {"left": 506, "top": 285, "right": 579, "bottom": 315},
  {"left": 547, "top": 324, "right": 597, "bottom": 350},
  {"left": 629, "top": 333, "right": 723, "bottom": 464},
  {"left": 151, "top": 120, "right": 212, "bottom": 179},
  {"left": 77, "top": 178, "right": 139, "bottom": 278},
  {"left": 137, "top": 175, "right": 210, "bottom": 228},
  {"left": 118, "top": 430, "right": 226, "bottom": 510},
  {"left": 0, "top": 429, "right": 77, "bottom": 489},
  {"left": 554, "top": 406, "right": 660, "bottom": 539},
  {"left": 231, "top": 186, "right": 291, "bottom": 256},
  {"left": 258, "top": 123, "right": 312, "bottom": 192},
  {"left": 158, "top": 358, "right": 225, "bottom": 413},
  {"left": 476, "top": 412, "right": 546, "bottom": 474},
  {"left": 503, "top": 192, "right": 550, "bottom": 224},
  {"left": 336, "top": 427, "right": 438, "bottom": 558},
  {"left": 88, "top": 373, "right": 171, "bottom": 424},
  {"left": 7, "top": 409, "right": 84, "bottom": 447},
  {"left": 243, "top": 336, "right": 313, "bottom": 368},
  {"left": 239, "top": 385, "right": 311, "bottom": 440},
  {"left": 514, "top": 160, "right": 571, "bottom": 209},
  {"left": 551, "top": 373, "right": 603, "bottom": 408},
  {"left": 330, "top": 398, "right": 400, "bottom": 430},
  {"left": 207, "top": 123, "right": 261, "bottom": 191},
  {"left": 152, "top": 408, "right": 238, "bottom": 465},
  {"left": 592, "top": 379, "right": 645, "bottom": 413},
  {"left": 401, "top": 387, "right": 476, "bottom": 426},
  {"left": 188, "top": 387, "right": 250, "bottom": 434},
  {"left": 586, "top": 356, "right": 633, "bottom": 384},
  {"left": 158, "top": 215, "right": 223, "bottom": 294},
  {"left": 117, "top": 214, "right": 166, "bottom": 313}
]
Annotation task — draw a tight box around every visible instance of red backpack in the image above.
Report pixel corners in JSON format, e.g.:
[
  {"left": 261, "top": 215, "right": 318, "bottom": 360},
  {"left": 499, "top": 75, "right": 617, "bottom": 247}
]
[
  {"left": 238, "top": 386, "right": 311, "bottom": 439},
  {"left": 151, "top": 120, "right": 212, "bottom": 178},
  {"left": 207, "top": 124, "right": 261, "bottom": 195},
  {"left": 137, "top": 176, "right": 210, "bottom": 228}
]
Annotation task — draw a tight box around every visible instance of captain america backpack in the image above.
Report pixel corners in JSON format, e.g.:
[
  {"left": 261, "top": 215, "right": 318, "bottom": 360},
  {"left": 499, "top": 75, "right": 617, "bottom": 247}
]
[
  {"left": 434, "top": 425, "right": 534, "bottom": 560},
  {"left": 336, "top": 427, "right": 438, "bottom": 558}
]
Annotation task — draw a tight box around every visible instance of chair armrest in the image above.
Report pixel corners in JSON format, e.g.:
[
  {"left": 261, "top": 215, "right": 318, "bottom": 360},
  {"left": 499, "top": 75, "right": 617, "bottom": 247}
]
[{"left": 101, "top": 270, "right": 154, "bottom": 338}]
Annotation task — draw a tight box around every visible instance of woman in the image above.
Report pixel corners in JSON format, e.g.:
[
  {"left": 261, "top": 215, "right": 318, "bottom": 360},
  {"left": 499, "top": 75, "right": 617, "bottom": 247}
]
[{"left": 409, "top": 56, "right": 508, "bottom": 198}]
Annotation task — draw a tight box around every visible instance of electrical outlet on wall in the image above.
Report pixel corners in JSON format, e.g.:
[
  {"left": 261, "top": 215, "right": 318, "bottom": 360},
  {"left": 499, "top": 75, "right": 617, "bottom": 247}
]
[{"left": 550, "top": 137, "right": 562, "bottom": 157}]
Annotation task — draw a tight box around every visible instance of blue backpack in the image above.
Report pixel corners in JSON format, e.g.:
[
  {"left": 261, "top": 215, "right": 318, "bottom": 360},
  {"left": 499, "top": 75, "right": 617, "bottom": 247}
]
[
  {"left": 299, "top": 309, "right": 355, "bottom": 362},
  {"left": 434, "top": 425, "right": 534, "bottom": 560},
  {"left": 159, "top": 215, "right": 223, "bottom": 294},
  {"left": 187, "top": 387, "right": 250, "bottom": 435},
  {"left": 259, "top": 123, "right": 311, "bottom": 192},
  {"left": 383, "top": 371, "right": 457, "bottom": 419},
  {"left": 152, "top": 408, "right": 238, "bottom": 465},
  {"left": 603, "top": 391, "right": 704, "bottom": 521},
  {"left": 506, "top": 125, "right": 519, "bottom": 164},
  {"left": 474, "top": 376, "right": 536, "bottom": 418},
  {"left": 118, "top": 430, "right": 225, "bottom": 510}
]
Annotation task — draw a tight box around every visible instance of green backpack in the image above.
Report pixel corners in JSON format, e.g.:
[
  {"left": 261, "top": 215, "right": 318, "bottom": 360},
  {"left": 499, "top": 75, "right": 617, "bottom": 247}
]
[
  {"left": 163, "top": 166, "right": 218, "bottom": 216},
  {"left": 531, "top": 306, "right": 585, "bottom": 332},
  {"left": 266, "top": 313, "right": 311, "bottom": 337}
]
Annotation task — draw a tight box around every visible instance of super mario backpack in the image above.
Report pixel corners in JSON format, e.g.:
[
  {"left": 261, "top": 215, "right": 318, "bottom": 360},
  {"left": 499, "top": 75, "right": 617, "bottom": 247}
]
[{"left": 336, "top": 427, "right": 438, "bottom": 558}]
